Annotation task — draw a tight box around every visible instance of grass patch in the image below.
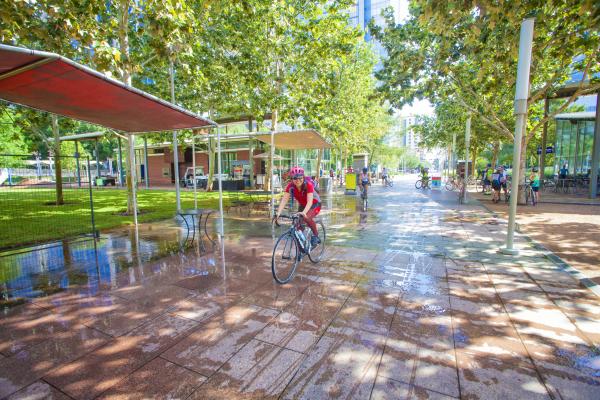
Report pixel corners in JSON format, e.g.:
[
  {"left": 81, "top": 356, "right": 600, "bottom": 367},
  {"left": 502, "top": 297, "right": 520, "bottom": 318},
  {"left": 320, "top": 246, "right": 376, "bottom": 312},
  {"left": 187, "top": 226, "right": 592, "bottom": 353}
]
[{"left": 0, "top": 188, "right": 272, "bottom": 249}]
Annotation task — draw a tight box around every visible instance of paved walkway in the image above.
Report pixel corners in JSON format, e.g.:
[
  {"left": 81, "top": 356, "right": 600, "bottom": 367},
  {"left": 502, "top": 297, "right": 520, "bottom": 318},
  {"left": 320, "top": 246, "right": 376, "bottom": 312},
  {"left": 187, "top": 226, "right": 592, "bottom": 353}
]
[
  {"left": 470, "top": 189, "right": 600, "bottom": 287},
  {"left": 1, "top": 176, "right": 599, "bottom": 399}
]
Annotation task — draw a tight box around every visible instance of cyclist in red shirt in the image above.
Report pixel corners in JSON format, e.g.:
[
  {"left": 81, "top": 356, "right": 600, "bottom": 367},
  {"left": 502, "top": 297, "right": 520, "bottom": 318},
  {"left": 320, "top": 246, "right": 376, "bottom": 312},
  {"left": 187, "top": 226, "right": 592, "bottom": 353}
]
[{"left": 274, "top": 166, "right": 321, "bottom": 248}]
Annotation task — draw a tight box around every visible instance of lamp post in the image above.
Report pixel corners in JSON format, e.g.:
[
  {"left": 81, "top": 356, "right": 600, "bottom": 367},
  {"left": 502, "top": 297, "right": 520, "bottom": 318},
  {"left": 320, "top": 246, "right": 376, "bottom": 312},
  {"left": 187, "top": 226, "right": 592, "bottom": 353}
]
[
  {"left": 464, "top": 116, "right": 471, "bottom": 204},
  {"left": 502, "top": 18, "right": 535, "bottom": 255}
]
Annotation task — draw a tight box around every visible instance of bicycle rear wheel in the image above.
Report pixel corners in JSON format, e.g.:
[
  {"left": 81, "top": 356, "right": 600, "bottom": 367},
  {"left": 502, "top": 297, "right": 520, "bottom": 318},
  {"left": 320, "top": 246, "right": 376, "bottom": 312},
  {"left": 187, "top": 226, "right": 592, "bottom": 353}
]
[
  {"left": 415, "top": 180, "right": 422, "bottom": 189},
  {"left": 308, "top": 220, "right": 326, "bottom": 263},
  {"left": 272, "top": 232, "right": 300, "bottom": 284}
]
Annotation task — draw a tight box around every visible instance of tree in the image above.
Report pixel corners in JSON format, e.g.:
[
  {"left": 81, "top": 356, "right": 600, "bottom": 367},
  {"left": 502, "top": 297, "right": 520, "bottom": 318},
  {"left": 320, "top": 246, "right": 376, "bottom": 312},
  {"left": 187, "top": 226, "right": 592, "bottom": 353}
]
[{"left": 372, "top": 1, "right": 600, "bottom": 198}]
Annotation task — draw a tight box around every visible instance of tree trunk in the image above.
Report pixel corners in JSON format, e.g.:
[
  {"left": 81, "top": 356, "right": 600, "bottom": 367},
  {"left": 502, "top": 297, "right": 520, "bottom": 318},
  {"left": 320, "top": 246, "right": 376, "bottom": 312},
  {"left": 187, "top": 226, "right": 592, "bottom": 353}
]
[
  {"left": 267, "top": 108, "right": 278, "bottom": 191},
  {"left": 491, "top": 141, "right": 500, "bottom": 167},
  {"left": 118, "top": 0, "right": 135, "bottom": 215},
  {"left": 52, "top": 115, "right": 64, "bottom": 205},
  {"left": 315, "top": 149, "right": 322, "bottom": 178},
  {"left": 471, "top": 148, "right": 478, "bottom": 178},
  {"left": 206, "top": 136, "right": 215, "bottom": 191}
]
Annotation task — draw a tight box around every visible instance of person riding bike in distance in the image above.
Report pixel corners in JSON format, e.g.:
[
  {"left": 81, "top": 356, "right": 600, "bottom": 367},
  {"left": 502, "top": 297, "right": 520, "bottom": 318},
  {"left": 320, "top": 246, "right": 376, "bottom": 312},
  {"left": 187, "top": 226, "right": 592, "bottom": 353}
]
[
  {"left": 274, "top": 166, "right": 322, "bottom": 249},
  {"left": 359, "top": 167, "right": 371, "bottom": 197},
  {"left": 381, "top": 167, "right": 388, "bottom": 185}
]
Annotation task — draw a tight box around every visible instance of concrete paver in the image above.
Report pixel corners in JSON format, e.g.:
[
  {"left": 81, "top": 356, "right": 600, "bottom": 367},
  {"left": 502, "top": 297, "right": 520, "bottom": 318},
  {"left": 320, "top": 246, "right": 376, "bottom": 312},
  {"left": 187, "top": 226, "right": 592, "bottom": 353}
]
[{"left": 1, "top": 175, "right": 599, "bottom": 399}]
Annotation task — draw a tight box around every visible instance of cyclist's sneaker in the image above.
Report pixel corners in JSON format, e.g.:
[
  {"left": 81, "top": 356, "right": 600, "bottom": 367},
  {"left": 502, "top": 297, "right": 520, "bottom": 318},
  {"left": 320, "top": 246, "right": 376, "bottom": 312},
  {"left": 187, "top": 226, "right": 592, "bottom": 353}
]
[{"left": 310, "top": 235, "right": 321, "bottom": 249}]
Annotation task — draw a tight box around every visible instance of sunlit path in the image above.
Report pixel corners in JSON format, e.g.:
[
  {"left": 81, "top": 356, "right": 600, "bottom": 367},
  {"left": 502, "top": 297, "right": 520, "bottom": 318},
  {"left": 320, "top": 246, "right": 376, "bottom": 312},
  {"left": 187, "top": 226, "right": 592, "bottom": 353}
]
[{"left": 1, "top": 175, "right": 599, "bottom": 399}]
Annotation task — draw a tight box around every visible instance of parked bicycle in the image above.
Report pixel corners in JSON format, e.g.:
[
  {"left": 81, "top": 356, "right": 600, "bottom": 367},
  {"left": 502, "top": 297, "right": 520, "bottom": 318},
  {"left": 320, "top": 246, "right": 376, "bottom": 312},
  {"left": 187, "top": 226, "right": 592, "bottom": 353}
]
[
  {"left": 445, "top": 176, "right": 459, "bottom": 191},
  {"left": 271, "top": 214, "right": 326, "bottom": 284}
]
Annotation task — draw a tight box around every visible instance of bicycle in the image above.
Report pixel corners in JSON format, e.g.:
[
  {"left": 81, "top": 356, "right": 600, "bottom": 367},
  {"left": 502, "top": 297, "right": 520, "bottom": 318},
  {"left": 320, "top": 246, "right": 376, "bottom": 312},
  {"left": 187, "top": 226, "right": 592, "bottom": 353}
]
[
  {"left": 445, "top": 176, "right": 458, "bottom": 191},
  {"left": 383, "top": 176, "right": 393, "bottom": 187},
  {"left": 271, "top": 214, "right": 326, "bottom": 284},
  {"left": 360, "top": 185, "right": 368, "bottom": 210},
  {"left": 525, "top": 183, "right": 537, "bottom": 206},
  {"left": 415, "top": 177, "right": 430, "bottom": 189}
]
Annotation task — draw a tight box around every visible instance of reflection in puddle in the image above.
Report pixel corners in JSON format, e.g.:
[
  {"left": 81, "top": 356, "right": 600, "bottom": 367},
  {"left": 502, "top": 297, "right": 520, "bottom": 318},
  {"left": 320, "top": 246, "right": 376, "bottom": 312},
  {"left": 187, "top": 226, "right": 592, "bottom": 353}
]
[{"left": 0, "top": 220, "right": 189, "bottom": 306}]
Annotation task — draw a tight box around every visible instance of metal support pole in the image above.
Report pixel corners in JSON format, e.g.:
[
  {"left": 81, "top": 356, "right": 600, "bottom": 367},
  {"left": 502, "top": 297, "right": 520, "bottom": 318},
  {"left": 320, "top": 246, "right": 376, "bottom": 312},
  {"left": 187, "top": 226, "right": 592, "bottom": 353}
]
[
  {"left": 216, "top": 126, "right": 224, "bottom": 239},
  {"left": 86, "top": 158, "right": 97, "bottom": 238},
  {"left": 192, "top": 134, "right": 197, "bottom": 209},
  {"left": 503, "top": 18, "right": 535, "bottom": 255},
  {"left": 117, "top": 137, "right": 124, "bottom": 186},
  {"left": 464, "top": 116, "right": 471, "bottom": 203},
  {"left": 170, "top": 58, "right": 181, "bottom": 210},
  {"left": 75, "top": 141, "right": 81, "bottom": 187},
  {"left": 590, "top": 92, "right": 600, "bottom": 198},
  {"left": 95, "top": 138, "right": 100, "bottom": 181},
  {"left": 270, "top": 130, "right": 275, "bottom": 219},
  {"left": 249, "top": 118, "right": 254, "bottom": 189},
  {"left": 144, "top": 136, "right": 149, "bottom": 188},
  {"left": 128, "top": 134, "right": 139, "bottom": 228}
]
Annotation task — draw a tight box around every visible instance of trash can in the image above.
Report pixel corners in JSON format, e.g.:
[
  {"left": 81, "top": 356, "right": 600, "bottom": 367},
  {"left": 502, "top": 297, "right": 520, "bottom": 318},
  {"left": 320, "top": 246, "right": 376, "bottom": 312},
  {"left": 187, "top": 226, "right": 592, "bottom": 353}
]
[
  {"left": 431, "top": 176, "right": 441, "bottom": 189},
  {"left": 345, "top": 173, "right": 357, "bottom": 194}
]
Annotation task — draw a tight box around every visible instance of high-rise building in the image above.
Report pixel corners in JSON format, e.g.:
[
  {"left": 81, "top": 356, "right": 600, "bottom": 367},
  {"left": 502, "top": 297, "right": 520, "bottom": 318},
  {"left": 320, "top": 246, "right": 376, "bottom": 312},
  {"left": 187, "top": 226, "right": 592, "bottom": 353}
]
[{"left": 348, "top": 0, "right": 403, "bottom": 63}]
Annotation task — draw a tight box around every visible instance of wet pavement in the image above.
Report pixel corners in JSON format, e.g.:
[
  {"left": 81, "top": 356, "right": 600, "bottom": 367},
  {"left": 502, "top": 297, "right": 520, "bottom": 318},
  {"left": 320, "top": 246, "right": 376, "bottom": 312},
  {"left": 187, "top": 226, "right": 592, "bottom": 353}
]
[{"left": 1, "top": 175, "right": 600, "bottom": 399}]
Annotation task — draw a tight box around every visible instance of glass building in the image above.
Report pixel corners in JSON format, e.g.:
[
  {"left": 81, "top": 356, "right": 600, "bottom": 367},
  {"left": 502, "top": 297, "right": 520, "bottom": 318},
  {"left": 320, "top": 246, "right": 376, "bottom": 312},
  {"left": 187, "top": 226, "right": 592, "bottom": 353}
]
[{"left": 554, "top": 112, "right": 596, "bottom": 176}]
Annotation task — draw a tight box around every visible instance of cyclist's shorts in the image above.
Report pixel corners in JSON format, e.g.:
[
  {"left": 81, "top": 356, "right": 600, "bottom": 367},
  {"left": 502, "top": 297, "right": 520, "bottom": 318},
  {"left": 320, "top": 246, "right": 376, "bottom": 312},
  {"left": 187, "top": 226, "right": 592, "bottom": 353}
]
[
  {"left": 532, "top": 186, "right": 539, "bottom": 192},
  {"left": 298, "top": 202, "right": 321, "bottom": 212},
  {"left": 484, "top": 179, "right": 491, "bottom": 185},
  {"left": 501, "top": 182, "right": 507, "bottom": 189},
  {"left": 361, "top": 180, "right": 369, "bottom": 186},
  {"left": 492, "top": 181, "right": 501, "bottom": 190}
]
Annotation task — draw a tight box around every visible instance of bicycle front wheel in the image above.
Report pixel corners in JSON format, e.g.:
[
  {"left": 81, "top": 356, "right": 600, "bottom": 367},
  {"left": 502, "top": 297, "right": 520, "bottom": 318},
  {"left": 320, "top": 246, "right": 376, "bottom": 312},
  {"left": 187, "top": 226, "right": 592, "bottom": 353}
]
[
  {"left": 415, "top": 180, "right": 422, "bottom": 189},
  {"left": 308, "top": 220, "right": 326, "bottom": 263},
  {"left": 272, "top": 232, "right": 300, "bottom": 284}
]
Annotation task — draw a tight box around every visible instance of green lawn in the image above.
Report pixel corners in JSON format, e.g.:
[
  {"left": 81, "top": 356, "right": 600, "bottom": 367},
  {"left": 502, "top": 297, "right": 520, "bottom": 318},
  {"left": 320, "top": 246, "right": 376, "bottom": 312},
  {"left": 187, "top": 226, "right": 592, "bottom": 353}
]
[{"left": 0, "top": 188, "right": 265, "bottom": 250}]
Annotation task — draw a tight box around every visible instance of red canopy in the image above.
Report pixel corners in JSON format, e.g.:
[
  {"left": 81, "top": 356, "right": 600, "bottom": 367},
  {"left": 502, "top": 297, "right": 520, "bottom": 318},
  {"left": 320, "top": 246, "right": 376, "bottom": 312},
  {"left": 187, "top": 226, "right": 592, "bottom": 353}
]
[{"left": 0, "top": 44, "right": 214, "bottom": 133}]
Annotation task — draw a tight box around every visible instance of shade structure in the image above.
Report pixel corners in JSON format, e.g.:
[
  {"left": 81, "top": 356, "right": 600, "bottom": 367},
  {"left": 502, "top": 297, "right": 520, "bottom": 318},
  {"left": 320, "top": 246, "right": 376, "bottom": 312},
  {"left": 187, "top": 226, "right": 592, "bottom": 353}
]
[
  {"left": 253, "top": 152, "right": 285, "bottom": 160},
  {"left": 0, "top": 44, "right": 215, "bottom": 132},
  {"left": 255, "top": 129, "right": 331, "bottom": 149}
]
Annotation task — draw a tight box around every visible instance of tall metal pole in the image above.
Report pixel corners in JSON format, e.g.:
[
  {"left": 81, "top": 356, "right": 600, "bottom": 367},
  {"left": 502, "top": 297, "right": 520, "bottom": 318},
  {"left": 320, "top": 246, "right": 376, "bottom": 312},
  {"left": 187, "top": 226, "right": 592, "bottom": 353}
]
[
  {"left": 86, "top": 157, "right": 96, "bottom": 238},
  {"left": 170, "top": 58, "right": 181, "bottom": 210},
  {"left": 216, "top": 126, "right": 224, "bottom": 239},
  {"left": 464, "top": 116, "right": 471, "bottom": 203},
  {"left": 128, "top": 134, "right": 139, "bottom": 228},
  {"left": 75, "top": 141, "right": 81, "bottom": 187},
  {"left": 270, "top": 129, "right": 275, "bottom": 219},
  {"left": 192, "top": 134, "right": 197, "bottom": 209},
  {"left": 503, "top": 18, "right": 535, "bottom": 255},
  {"left": 144, "top": 136, "right": 149, "bottom": 189},
  {"left": 590, "top": 91, "right": 600, "bottom": 198},
  {"left": 117, "top": 137, "right": 124, "bottom": 186},
  {"left": 95, "top": 138, "right": 100, "bottom": 181}
]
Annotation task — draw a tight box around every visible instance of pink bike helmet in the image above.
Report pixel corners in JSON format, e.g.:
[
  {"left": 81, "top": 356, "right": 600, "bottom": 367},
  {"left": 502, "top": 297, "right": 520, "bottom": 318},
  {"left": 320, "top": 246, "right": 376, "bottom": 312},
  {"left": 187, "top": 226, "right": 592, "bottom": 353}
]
[{"left": 289, "top": 166, "right": 305, "bottom": 177}]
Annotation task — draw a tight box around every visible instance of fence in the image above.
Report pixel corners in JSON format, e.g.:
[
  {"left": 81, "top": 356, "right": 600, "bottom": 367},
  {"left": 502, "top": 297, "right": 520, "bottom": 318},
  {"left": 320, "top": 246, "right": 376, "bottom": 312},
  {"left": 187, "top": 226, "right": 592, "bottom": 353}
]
[{"left": 0, "top": 154, "right": 96, "bottom": 251}]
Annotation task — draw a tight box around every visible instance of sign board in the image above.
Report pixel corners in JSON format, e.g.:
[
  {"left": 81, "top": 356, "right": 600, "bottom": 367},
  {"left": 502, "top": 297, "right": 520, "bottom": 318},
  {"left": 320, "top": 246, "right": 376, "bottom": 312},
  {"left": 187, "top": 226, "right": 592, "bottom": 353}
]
[
  {"left": 537, "top": 145, "right": 542, "bottom": 155},
  {"left": 546, "top": 146, "right": 554, "bottom": 154}
]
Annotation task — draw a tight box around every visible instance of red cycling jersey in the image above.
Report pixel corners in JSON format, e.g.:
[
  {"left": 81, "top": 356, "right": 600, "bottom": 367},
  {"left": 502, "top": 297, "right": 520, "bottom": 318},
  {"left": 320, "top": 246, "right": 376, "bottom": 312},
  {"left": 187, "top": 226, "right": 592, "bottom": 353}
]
[{"left": 285, "top": 180, "right": 319, "bottom": 206}]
